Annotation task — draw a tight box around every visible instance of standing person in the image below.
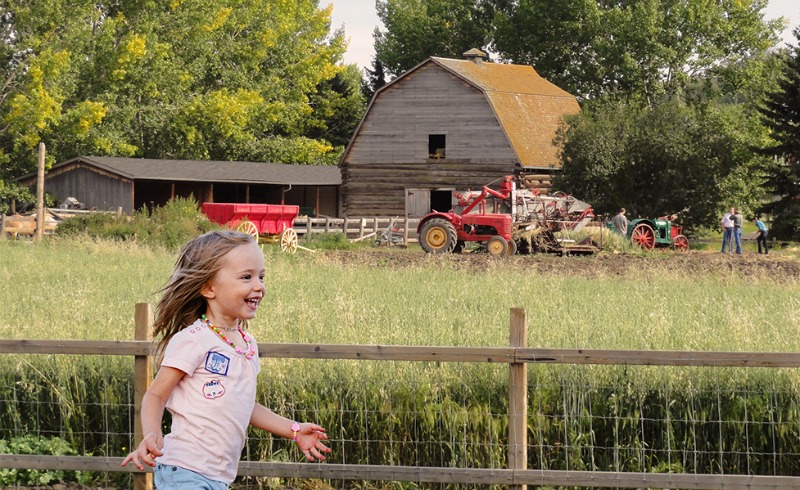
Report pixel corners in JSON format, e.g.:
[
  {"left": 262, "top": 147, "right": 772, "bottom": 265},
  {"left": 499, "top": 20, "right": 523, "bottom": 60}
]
[
  {"left": 754, "top": 216, "right": 769, "bottom": 254},
  {"left": 720, "top": 207, "right": 734, "bottom": 253},
  {"left": 732, "top": 208, "right": 744, "bottom": 254},
  {"left": 121, "top": 230, "right": 330, "bottom": 488},
  {"left": 612, "top": 208, "right": 628, "bottom": 236}
]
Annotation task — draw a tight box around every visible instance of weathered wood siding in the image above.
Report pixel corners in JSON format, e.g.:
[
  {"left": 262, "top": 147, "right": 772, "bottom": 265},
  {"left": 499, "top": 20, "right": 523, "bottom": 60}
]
[
  {"left": 341, "top": 63, "right": 519, "bottom": 216},
  {"left": 45, "top": 164, "right": 134, "bottom": 214}
]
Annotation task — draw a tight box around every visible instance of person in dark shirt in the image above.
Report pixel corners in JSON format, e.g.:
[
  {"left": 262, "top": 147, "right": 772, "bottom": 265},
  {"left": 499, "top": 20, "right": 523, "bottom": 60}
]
[{"left": 754, "top": 216, "right": 768, "bottom": 254}]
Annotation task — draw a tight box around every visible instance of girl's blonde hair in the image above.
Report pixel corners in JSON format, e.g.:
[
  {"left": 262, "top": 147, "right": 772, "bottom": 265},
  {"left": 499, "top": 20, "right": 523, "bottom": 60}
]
[{"left": 154, "top": 229, "right": 257, "bottom": 356}]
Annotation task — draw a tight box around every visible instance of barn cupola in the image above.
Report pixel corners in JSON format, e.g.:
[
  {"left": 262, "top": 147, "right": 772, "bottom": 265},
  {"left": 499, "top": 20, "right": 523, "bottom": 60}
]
[{"left": 463, "top": 48, "right": 487, "bottom": 65}]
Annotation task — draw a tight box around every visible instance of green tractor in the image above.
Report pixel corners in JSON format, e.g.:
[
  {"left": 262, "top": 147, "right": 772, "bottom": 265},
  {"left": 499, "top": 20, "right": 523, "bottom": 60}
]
[{"left": 624, "top": 216, "right": 689, "bottom": 251}]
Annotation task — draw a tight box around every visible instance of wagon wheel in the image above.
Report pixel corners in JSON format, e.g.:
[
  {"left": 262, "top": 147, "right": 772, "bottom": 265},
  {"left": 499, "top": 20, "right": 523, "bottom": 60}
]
[
  {"left": 630, "top": 223, "right": 656, "bottom": 249},
  {"left": 279, "top": 228, "right": 299, "bottom": 254},
  {"left": 486, "top": 235, "right": 509, "bottom": 256},
  {"left": 672, "top": 234, "right": 689, "bottom": 252},
  {"left": 237, "top": 220, "right": 259, "bottom": 239}
]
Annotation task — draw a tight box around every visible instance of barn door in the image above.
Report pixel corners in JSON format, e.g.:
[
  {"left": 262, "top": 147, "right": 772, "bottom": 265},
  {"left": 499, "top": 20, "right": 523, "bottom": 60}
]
[{"left": 405, "top": 189, "right": 430, "bottom": 218}]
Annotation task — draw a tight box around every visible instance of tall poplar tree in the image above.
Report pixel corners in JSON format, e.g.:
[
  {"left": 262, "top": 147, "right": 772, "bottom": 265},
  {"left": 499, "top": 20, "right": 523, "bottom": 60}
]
[{"left": 0, "top": 0, "right": 350, "bottom": 200}]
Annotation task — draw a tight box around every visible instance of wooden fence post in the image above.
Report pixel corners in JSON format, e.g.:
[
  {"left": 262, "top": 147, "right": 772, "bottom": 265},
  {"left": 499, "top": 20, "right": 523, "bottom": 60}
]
[
  {"left": 35, "top": 142, "right": 45, "bottom": 242},
  {"left": 508, "top": 308, "right": 528, "bottom": 490},
  {"left": 134, "top": 303, "right": 154, "bottom": 490}
]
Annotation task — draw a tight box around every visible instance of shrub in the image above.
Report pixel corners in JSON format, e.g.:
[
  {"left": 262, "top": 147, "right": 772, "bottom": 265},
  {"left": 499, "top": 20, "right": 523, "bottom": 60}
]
[
  {"left": 0, "top": 435, "right": 88, "bottom": 486},
  {"left": 56, "top": 197, "right": 217, "bottom": 249}
]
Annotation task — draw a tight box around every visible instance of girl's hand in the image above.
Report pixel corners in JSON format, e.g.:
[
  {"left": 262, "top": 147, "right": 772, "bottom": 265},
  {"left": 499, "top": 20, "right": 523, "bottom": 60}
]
[
  {"left": 295, "top": 423, "right": 331, "bottom": 461},
  {"left": 121, "top": 432, "right": 164, "bottom": 470}
]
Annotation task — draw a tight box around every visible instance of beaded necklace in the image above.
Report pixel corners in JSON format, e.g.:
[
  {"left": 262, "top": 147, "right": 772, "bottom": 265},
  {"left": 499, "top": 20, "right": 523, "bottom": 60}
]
[{"left": 201, "top": 314, "right": 256, "bottom": 360}]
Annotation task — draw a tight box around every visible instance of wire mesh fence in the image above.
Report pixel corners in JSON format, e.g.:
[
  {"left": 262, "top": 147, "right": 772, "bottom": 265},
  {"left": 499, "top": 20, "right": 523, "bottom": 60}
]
[{"left": 3, "top": 348, "right": 800, "bottom": 489}]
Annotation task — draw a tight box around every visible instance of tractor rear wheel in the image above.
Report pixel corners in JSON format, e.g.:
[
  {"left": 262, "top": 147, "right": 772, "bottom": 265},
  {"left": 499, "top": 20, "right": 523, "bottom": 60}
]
[
  {"left": 486, "top": 235, "right": 509, "bottom": 256},
  {"left": 419, "top": 218, "right": 457, "bottom": 253},
  {"left": 672, "top": 234, "right": 689, "bottom": 252},
  {"left": 631, "top": 223, "right": 656, "bottom": 249}
]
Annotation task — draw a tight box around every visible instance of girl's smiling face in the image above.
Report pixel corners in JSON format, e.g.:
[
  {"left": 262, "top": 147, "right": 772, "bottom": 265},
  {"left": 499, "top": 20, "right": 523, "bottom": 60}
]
[{"left": 201, "top": 241, "right": 265, "bottom": 328}]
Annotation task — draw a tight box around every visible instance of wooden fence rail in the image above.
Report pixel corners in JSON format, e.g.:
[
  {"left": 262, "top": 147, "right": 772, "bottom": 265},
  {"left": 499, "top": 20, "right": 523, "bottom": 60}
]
[
  {"left": 1, "top": 305, "right": 799, "bottom": 490},
  {"left": 294, "top": 216, "right": 420, "bottom": 242}
]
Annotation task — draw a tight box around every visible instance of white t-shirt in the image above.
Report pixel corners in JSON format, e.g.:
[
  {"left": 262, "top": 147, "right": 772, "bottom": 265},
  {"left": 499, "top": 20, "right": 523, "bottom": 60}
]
[
  {"left": 157, "top": 319, "right": 261, "bottom": 484},
  {"left": 721, "top": 213, "right": 733, "bottom": 228}
]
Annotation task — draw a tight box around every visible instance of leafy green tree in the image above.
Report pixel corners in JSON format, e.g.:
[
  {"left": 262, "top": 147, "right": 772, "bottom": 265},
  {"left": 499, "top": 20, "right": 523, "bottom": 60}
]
[
  {"left": 374, "top": 0, "right": 495, "bottom": 78},
  {"left": 555, "top": 97, "right": 772, "bottom": 231},
  {"left": 493, "top": 0, "right": 784, "bottom": 99},
  {"left": 0, "top": 0, "right": 349, "bottom": 194},
  {"left": 757, "top": 28, "right": 800, "bottom": 241}
]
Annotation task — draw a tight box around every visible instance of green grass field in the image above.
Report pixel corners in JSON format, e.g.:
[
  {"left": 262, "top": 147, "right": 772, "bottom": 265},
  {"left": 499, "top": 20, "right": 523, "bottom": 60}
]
[{"left": 2, "top": 237, "right": 800, "bottom": 487}]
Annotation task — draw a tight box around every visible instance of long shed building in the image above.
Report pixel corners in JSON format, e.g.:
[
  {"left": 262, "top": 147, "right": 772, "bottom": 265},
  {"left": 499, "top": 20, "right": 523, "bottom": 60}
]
[
  {"left": 18, "top": 156, "right": 340, "bottom": 216},
  {"left": 339, "top": 49, "right": 581, "bottom": 218}
]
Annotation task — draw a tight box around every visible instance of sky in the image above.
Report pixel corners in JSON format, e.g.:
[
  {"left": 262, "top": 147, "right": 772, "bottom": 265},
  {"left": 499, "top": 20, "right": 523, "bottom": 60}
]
[{"left": 326, "top": 0, "right": 800, "bottom": 71}]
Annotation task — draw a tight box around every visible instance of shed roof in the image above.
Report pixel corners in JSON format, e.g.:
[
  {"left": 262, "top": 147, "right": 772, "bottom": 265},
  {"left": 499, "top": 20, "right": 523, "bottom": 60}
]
[
  {"left": 30, "top": 156, "right": 341, "bottom": 185},
  {"left": 430, "top": 57, "right": 580, "bottom": 168}
]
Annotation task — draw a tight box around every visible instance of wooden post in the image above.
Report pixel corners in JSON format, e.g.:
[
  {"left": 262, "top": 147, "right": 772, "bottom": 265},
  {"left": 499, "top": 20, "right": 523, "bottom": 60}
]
[
  {"left": 35, "top": 142, "right": 46, "bottom": 241},
  {"left": 508, "top": 308, "right": 528, "bottom": 490},
  {"left": 134, "top": 303, "right": 154, "bottom": 490}
]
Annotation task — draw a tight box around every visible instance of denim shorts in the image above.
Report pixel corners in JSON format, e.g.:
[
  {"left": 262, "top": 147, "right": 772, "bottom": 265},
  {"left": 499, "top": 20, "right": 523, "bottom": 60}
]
[{"left": 154, "top": 463, "right": 228, "bottom": 490}]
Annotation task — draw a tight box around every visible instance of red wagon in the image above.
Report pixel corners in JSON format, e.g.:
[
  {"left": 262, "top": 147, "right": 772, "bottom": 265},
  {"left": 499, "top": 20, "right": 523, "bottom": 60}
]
[{"left": 202, "top": 203, "right": 300, "bottom": 253}]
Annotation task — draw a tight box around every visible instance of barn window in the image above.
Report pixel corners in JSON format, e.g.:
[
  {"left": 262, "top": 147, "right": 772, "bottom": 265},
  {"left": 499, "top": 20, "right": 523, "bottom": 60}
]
[{"left": 428, "top": 134, "right": 446, "bottom": 159}]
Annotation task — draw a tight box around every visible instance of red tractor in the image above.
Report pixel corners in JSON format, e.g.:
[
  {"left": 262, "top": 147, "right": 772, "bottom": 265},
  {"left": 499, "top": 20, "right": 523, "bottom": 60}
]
[
  {"left": 417, "top": 175, "right": 599, "bottom": 256},
  {"left": 417, "top": 176, "right": 516, "bottom": 256}
]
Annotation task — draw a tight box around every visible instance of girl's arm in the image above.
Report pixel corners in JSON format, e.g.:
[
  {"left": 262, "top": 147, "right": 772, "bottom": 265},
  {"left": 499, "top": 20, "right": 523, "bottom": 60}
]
[
  {"left": 250, "top": 403, "right": 331, "bottom": 461},
  {"left": 121, "top": 366, "right": 185, "bottom": 470}
]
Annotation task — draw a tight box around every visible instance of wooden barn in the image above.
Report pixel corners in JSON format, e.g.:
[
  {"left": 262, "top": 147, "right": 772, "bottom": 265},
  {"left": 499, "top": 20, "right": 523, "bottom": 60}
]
[
  {"left": 17, "top": 156, "right": 340, "bottom": 216},
  {"left": 339, "top": 49, "right": 580, "bottom": 217}
]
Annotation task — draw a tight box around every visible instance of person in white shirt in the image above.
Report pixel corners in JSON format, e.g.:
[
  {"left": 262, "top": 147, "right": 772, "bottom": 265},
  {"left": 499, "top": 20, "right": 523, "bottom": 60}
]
[{"left": 720, "top": 207, "right": 734, "bottom": 253}]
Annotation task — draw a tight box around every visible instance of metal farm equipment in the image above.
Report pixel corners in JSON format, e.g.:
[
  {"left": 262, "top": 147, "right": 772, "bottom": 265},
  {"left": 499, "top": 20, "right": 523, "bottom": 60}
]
[
  {"left": 625, "top": 216, "right": 689, "bottom": 252},
  {"left": 202, "top": 203, "right": 300, "bottom": 253},
  {"left": 417, "top": 176, "right": 599, "bottom": 256}
]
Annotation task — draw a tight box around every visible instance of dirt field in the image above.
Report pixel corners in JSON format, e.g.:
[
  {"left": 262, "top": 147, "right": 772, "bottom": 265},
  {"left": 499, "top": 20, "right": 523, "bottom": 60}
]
[{"left": 323, "top": 248, "right": 800, "bottom": 279}]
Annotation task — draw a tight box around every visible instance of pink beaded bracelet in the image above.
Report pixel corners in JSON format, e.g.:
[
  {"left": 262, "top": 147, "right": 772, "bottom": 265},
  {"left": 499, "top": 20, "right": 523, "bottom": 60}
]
[{"left": 291, "top": 422, "right": 300, "bottom": 442}]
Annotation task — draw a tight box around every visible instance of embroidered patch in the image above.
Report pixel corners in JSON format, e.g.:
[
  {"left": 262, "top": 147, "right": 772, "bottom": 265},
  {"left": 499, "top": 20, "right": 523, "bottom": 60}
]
[
  {"left": 205, "top": 351, "right": 230, "bottom": 376},
  {"left": 202, "top": 379, "right": 226, "bottom": 399}
]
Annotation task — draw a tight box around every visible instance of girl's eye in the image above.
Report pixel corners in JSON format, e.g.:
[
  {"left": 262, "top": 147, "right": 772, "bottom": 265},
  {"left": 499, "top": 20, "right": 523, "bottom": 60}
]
[{"left": 242, "top": 274, "right": 251, "bottom": 280}]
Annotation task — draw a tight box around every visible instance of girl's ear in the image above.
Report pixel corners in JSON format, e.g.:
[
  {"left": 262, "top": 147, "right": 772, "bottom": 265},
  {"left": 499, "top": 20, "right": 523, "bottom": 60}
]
[{"left": 200, "top": 281, "right": 215, "bottom": 299}]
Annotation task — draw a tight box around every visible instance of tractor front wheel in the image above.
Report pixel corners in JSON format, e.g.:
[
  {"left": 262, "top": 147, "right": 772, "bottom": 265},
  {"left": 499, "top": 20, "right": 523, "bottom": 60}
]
[
  {"left": 631, "top": 223, "right": 656, "bottom": 249},
  {"left": 419, "top": 218, "right": 457, "bottom": 254},
  {"left": 672, "top": 234, "right": 689, "bottom": 252},
  {"left": 486, "top": 236, "right": 509, "bottom": 256},
  {"left": 506, "top": 239, "right": 517, "bottom": 256}
]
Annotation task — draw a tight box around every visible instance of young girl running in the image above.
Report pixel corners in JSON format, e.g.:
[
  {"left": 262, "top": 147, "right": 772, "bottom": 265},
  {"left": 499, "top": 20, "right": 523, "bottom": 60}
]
[{"left": 122, "top": 230, "right": 330, "bottom": 488}]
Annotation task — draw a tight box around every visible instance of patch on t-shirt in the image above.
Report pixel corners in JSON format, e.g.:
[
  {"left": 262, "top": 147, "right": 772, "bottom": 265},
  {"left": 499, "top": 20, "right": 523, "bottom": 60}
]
[
  {"left": 202, "top": 379, "right": 226, "bottom": 399},
  {"left": 205, "top": 351, "right": 230, "bottom": 376}
]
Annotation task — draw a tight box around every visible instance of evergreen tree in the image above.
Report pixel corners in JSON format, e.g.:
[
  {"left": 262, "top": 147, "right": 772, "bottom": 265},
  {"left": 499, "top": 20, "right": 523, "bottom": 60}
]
[
  {"left": 758, "top": 28, "right": 800, "bottom": 240},
  {"left": 362, "top": 56, "right": 387, "bottom": 101}
]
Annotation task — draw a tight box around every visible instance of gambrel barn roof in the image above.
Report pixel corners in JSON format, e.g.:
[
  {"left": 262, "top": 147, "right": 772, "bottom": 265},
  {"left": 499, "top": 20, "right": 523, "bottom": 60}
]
[
  {"left": 429, "top": 56, "right": 579, "bottom": 168},
  {"left": 341, "top": 53, "right": 580, "bottom": 169}
]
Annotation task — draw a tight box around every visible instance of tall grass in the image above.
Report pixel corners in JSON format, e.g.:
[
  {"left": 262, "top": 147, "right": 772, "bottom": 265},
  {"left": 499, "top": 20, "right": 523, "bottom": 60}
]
[{"left": 1, "top": 239, "right": 799, "bottom": 487}]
